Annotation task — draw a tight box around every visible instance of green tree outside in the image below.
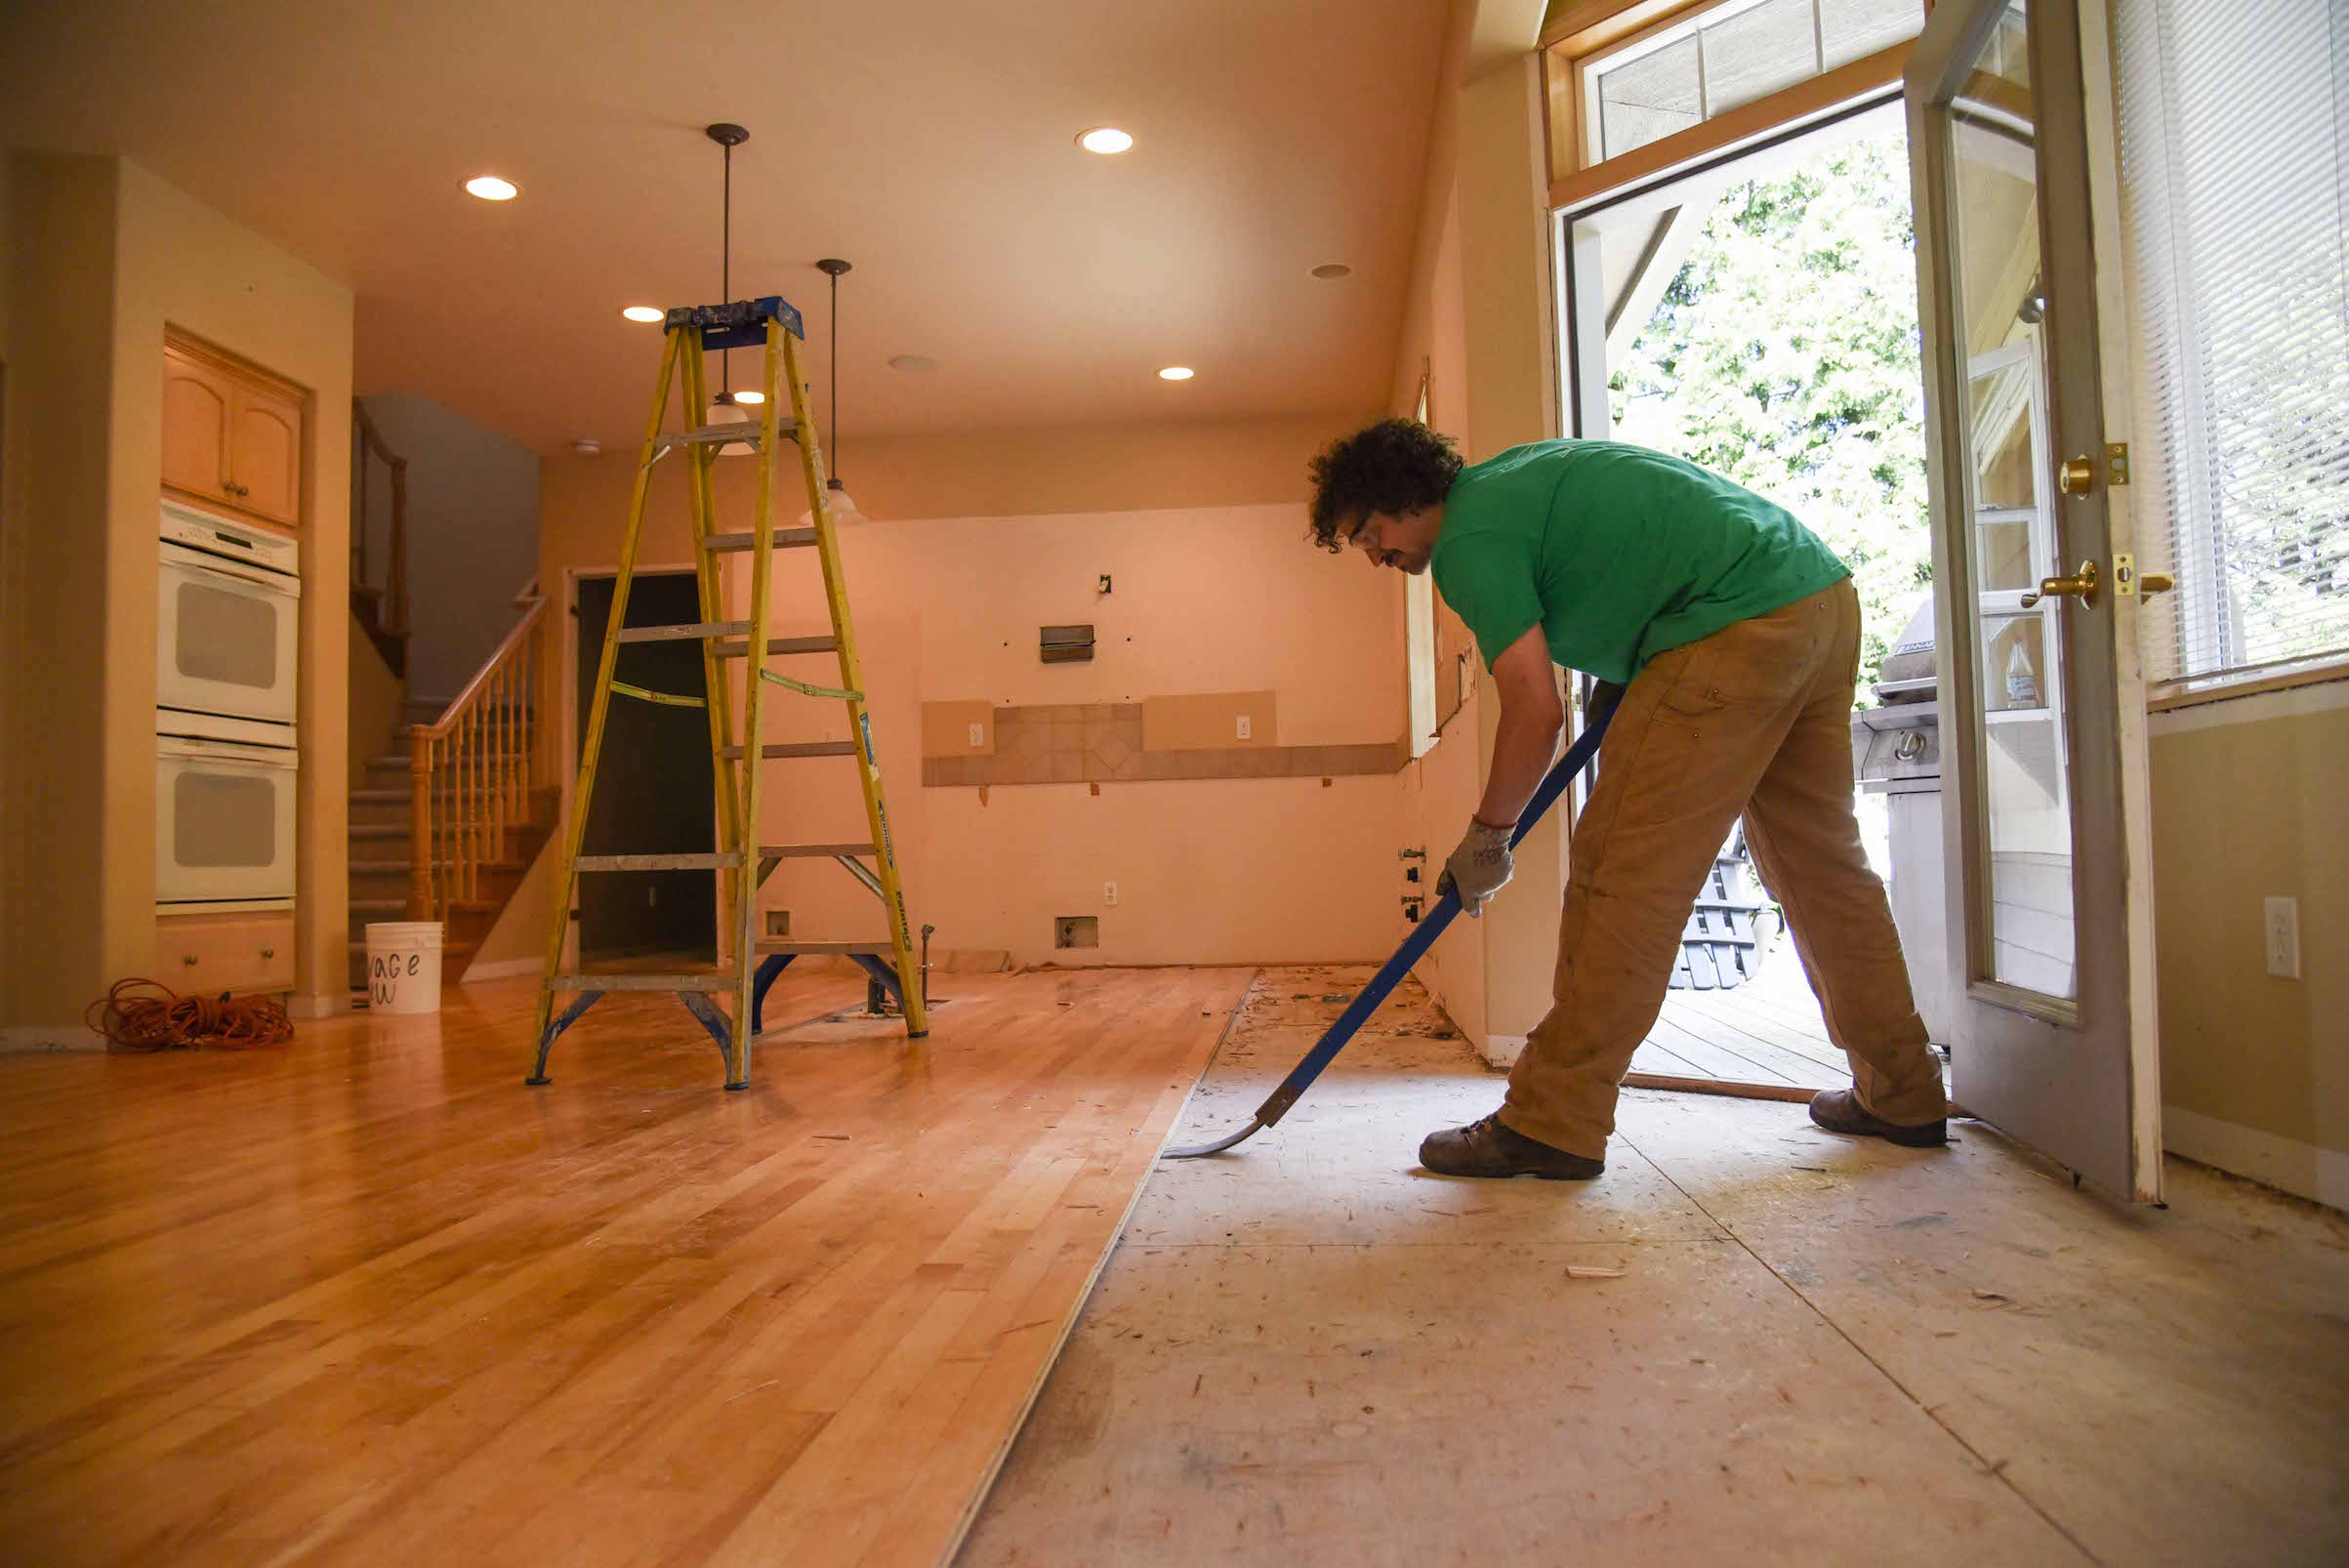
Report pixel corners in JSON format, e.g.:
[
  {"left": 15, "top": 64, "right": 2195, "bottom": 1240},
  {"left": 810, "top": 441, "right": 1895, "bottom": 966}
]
[{"left": 1611, "top": 131, "right": 1933, "bottom": 700}]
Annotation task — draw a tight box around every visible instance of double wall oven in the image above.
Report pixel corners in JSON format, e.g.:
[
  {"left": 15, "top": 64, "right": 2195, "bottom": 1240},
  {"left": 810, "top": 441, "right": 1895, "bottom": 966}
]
[{"left": 156, "top": 500, "right": 300, "bottom": 911}]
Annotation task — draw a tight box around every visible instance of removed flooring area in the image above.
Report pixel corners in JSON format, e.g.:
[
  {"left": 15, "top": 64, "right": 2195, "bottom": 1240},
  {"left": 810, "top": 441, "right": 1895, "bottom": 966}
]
[
  {"left": 0, "top": 966, "right": 1250, "bottom": 1566},
  {"left": 968, "top": 967, "right": 2349, "bottom": 1566}
]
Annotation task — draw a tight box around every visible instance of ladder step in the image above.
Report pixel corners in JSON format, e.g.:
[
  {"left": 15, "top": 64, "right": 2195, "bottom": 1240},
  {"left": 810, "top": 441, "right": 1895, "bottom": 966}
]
[
  {"left": 703, "top": 528, "right": 818, "bottom": 554},
  {"left": 574, "top": 852, "right": 744, "bottom": 871},
  {"left": 548, "top": 971, "right": 739, "bottom": 992},
  {"left": 759, "top": 842, "right": 873, "bottom": 858},
  {"left": 653, "top": 421, "right": 797, "bottom": 453},
  {"left": 720, "top": 740, "right": 859, "bottom": 761},
  {"left": 614, "top": 622, "right": 746, "bottom": 643},
  {"left": 753, "top": 940, "right": 893, "bottom": 956},
  {"left": 713, "top": 635, "right": 839, "bottom": 659}
]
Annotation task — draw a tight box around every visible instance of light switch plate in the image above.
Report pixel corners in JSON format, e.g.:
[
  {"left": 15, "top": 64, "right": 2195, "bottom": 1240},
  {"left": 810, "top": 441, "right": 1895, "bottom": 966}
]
[{"left": 968, "top": 722, "right": 985, "bottom": 748}]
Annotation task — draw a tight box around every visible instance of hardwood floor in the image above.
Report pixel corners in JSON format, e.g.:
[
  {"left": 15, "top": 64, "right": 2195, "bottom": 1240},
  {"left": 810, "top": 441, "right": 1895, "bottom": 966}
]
[{"left": 0, "top": 966, "right": 1254, "bottom": 1566}]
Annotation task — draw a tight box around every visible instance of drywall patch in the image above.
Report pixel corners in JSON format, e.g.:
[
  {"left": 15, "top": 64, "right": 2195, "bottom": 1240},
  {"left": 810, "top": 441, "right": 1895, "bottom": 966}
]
[
  {"left": 920, "top": 698, "right": 1401, "bottom": 788},
  {"left": 1143, "top": 691, "right": 1277, "bottom": 751},
  {"left": 921, "top": 700, "right": 996, "bottom": 758}
]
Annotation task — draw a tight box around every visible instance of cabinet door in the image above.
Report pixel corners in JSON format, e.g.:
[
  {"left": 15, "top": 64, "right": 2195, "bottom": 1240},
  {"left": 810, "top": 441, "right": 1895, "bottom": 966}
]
[
  {"left": 161, "top": 347, "right": 234, "bottom": 504},
  {"left": 229, "top": 380, "right": 304, "bottom": 526}
]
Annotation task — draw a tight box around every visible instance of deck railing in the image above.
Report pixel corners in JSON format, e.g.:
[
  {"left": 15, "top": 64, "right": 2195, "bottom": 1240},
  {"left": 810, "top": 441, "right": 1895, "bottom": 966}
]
[{"left": 406, "top": 585, "right": 550, "bottom": 920}]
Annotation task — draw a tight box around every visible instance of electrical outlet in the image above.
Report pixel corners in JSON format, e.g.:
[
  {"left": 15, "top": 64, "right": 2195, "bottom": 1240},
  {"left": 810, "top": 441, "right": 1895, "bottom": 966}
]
[
  {"left": 1103, "top": 881, "right": 1118, "bottom": 907},
  {"left": 1235, "top": 714, "right": 1253, "bottom": 741},
  {"left": 968, "top": 722, "right": 985, "bottom": 748},
  {"left": 2264, "top": 896, "right": 2301, "bottom": 979}
]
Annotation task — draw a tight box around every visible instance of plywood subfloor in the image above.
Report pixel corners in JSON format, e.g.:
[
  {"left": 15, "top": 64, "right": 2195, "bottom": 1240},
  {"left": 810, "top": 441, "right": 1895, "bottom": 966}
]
[
  {"left": 0, "top": 965, "right": 1253, "bottom": 1566},
  {"left": 967, "top": 966, "right": 2349, "bottom": 1566}
]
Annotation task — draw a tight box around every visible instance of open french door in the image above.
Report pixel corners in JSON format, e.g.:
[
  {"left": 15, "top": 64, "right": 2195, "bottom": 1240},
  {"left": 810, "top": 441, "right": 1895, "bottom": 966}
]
[{"left": 1907, "top": 0, "right": 2164, "bottom": 1202}]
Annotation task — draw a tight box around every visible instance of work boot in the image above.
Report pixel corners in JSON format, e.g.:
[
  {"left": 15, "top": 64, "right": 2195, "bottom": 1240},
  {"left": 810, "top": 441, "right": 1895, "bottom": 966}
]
[
  {"left": 1808, "top": 1088, "right": 1946, "bottom": 1148},
  {"left": 1420, "top": 1112, "right": 1604, "bottom": 1180}
]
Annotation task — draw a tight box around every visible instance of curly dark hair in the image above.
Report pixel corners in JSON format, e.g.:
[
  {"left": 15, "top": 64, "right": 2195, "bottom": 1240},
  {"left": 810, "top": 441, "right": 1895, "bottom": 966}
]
[{"left": 1306, "top": 419, "right": 1463, "bottom": 551}]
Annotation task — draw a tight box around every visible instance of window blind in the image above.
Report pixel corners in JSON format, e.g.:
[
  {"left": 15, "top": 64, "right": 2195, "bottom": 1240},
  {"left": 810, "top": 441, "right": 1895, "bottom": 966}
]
[{"left": 2116, "top": 0, "right": 2349, "bottom": 687}]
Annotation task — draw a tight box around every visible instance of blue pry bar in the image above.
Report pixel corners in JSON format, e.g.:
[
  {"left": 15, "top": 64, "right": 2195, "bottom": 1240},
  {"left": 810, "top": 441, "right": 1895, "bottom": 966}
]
[
  {"left": 664, "top": 295, "right": 805, "bottom": 350},
  {"left": 1162, "top": 696, "right": 1618, "bottom": 1158}
]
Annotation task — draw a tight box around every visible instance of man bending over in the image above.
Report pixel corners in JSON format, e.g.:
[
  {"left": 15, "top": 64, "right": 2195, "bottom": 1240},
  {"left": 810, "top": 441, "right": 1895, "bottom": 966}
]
[{"left": 1310, "top": 421, "right": 1947, "bottom": 1179}]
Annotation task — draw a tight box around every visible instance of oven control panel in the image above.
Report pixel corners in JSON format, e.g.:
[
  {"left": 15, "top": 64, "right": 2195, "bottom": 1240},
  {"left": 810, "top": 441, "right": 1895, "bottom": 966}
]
[{"left": 162, "top": 499, "right": 299, "bottom": 578}]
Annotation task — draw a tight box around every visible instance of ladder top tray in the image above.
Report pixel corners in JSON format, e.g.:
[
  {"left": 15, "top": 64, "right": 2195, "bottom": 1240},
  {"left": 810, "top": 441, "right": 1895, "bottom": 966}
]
[{"left": 664, "top": 296, "right": 804, "bottom": 349}]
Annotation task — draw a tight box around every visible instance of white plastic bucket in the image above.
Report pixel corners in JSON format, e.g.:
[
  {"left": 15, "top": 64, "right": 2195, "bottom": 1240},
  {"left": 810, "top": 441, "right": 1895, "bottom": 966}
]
[{"left": 365, "top": 922, "right": 445, "bottom": 1013}]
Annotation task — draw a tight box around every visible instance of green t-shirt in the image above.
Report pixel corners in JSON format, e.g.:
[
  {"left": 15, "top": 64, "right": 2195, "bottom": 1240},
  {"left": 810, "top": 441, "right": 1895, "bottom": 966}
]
[{"left": 1429, "top": 439, "right": 1850, "bottom": 684}]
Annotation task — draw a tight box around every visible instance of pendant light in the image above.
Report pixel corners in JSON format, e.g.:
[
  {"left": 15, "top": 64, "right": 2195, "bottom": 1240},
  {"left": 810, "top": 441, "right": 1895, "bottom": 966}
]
[
  {"left": 803, "top": 258, "right": 865, "bottom": 523},
  {"left": 704, "top": 122, "right": 757, "bottom": 457}
]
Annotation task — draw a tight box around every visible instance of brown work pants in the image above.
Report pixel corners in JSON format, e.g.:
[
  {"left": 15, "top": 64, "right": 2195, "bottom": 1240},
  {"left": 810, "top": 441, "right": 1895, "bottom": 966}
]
[{"left": 1499, "top": 579, "right": 1947, "bottom": 1159}]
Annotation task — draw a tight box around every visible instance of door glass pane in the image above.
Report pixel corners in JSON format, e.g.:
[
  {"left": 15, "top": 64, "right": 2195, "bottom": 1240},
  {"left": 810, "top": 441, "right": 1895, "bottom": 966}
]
[
  {"left": 1599, "top": 35, "right": 1702, "bottom": 159},
  {"left": 176, "top": 581, "right": 278, "bottom": 688},
  {"left": 173, "top": 772, "right": 278, "bottom": 867},
  {"left": 1942, "top": 0, "right": 2076, "bottom": 998}
]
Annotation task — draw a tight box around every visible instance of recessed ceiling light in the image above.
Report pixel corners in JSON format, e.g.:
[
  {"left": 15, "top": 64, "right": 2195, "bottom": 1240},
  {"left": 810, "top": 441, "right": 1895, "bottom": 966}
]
[
  {"left": 732, "top": 390, "right": 764, "bottom": 404},
  {"left": 888, "top": 354, "right": 941, "bottom": 372},
  {"left": 570, "top": 439, "right": 601, "bottom": 456},
  {"left": 1311, "top": 263, "right": 1352, "bottom": 280},
  {"left": 1077, "top": 127, "right": 1133, "bottom": 155},
  {"left": 621, "top": 305, "right": 663, "bottom": 323},
  {"left": 465, "top": 175, "right": 518, "bottom": 201},
  {"left": 1158, "top": 366, "right": 1194, "bottom": 381}
]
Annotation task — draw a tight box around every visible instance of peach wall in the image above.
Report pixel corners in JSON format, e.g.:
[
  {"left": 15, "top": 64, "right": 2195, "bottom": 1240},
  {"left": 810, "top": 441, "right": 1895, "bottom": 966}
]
[
  {"left": 110, "top": 160, "right": 355, "bottom": 1019},
  {"left": 1, "top": 155, "right": 118, "bottom": 1030},
  {"left": 730, "top": 506, "right": 1405, "bottom": 967},
  {"left": 529, "top": 410, "right": 1410, "bottom": 971},
  {"left": 1, "top": 155, "right": 353, "bottom": 1033},
  {"left": 2150, "top": 682, "right": 2349, "bottom": 1199},
  {"left": 1383, "top": 0, "right": 1565, "bottom": 1054}
]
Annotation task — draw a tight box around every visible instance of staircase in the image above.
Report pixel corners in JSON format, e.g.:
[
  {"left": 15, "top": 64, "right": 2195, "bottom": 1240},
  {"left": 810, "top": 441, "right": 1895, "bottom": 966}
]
[
  {"left": 347, "top": 583, "right": 556, "bottom": 997},
  {"left": 345, "top": 703, "right": 556, "bottom": 994}
]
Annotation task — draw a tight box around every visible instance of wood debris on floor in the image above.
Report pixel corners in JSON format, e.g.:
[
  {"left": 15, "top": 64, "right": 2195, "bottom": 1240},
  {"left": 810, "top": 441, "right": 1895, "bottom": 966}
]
[{"left": 966, "top": 966, "right": 2349, "bottom": 1567}]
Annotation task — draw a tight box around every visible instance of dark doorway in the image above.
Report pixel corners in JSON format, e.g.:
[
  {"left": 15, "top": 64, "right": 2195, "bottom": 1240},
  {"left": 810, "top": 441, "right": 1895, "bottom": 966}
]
[{"left": 574, "top": 572, "right": 718, "bottom": 963}]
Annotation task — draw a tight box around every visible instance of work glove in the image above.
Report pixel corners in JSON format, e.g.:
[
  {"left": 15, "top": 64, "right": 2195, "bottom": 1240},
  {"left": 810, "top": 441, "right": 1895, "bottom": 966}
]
[{"left": 1436, "top": 818, "right": 1514, "bottom": 918}]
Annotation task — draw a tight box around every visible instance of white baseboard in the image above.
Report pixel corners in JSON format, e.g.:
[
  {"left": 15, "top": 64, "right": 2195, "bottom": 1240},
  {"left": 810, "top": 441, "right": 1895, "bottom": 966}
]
[
  {"left": 1480, "top": 1033, "right": 1526, "bottom": 1070},
  {"left": 461, "top": 957, "right": 544, "bottom": 983},
  {"left": 2, "top": 1024, "right": 107, "bottom": 1052},
  {"left": 2164, "top": 1103, "right": 2349, "bottom": 1212}
]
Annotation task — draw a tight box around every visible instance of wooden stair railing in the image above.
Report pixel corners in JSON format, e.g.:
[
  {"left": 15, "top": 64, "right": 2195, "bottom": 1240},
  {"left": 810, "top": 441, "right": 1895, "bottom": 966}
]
[
  {"left": 352, "top": 399, "right": 411, "bottom": 678},
  {"left": 407, "top": 584, "right": 551, "bottom": 921}
]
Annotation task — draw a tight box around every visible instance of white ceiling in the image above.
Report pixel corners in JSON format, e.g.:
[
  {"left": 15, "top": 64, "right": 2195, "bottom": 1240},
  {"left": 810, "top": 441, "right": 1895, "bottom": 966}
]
[{"left": 3, "top": 0, "right": 1448, "bottom": 452}]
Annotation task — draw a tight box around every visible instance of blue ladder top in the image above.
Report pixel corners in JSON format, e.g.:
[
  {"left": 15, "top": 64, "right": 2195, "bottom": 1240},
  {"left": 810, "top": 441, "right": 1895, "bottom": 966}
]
[{"left": 664, "top": 296, "right": 804, "bottom": 349}]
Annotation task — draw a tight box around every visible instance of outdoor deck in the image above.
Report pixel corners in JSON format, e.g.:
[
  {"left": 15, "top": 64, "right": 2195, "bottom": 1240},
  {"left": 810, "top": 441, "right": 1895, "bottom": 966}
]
[{"left": 1628, "top": 937, "right": 1950, "bottom": 1099}]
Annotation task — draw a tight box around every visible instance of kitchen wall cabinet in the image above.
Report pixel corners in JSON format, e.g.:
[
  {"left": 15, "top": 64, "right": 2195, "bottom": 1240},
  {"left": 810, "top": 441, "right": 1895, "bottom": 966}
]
[{"left": 161, "top": 338, "right": 305, "bottom": 528}]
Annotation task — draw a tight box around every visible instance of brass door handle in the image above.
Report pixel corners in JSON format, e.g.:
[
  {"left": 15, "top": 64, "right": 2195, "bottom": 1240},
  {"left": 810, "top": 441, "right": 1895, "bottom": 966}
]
[
  {"left": 2021, "top": 558, "right": 2099, "bottom": 609},
  {"left": 2058, "top": 457, "right": 2095, "bottom": 497}
]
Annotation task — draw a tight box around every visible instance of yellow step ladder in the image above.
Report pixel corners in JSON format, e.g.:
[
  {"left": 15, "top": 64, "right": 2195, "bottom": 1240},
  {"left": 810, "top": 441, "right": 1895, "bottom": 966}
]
[{"left": 528, "top": 295, "right": 925, "bottom": 1090}]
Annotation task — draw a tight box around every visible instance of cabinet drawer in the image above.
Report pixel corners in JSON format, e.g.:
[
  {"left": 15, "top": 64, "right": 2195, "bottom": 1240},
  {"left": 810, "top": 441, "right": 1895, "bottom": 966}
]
[{"left": 155, "top": 912, "right": 296, "bottom": 995}]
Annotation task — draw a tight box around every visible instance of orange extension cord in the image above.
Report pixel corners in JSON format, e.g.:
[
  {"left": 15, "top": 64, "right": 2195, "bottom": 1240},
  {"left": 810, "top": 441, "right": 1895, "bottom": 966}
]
[{"left": 85, "top": 978, "right": 294, "bottom": 1052}]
